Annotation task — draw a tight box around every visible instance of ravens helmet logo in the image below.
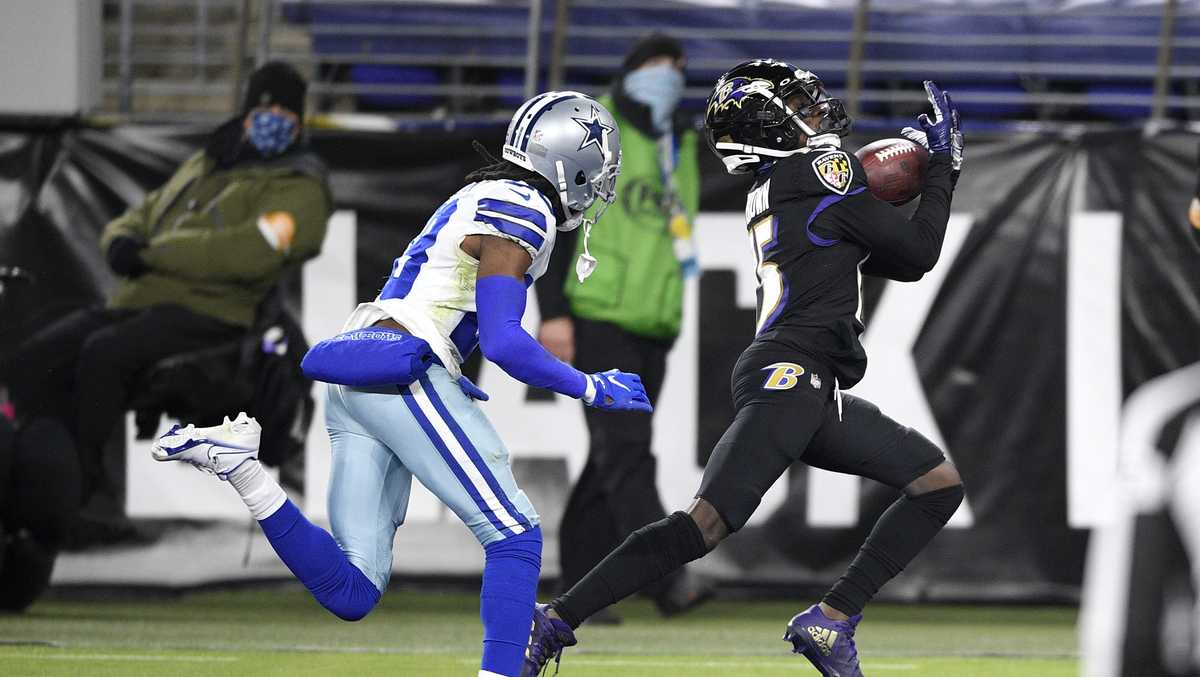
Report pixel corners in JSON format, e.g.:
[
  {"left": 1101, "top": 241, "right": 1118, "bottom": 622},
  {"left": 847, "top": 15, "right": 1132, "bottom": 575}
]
[{"left": 708, "top": 77, "right": 775, "bottom": 117}]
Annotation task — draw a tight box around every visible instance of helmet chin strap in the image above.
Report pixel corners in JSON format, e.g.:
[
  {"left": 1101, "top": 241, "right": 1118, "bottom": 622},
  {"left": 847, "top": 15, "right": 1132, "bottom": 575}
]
[
  {"left": 554, "top": 159, "right": 614, "bottom": 282},
  {"left": 575, "top": 217, "right": 598, "bottom": 282},
  {"left": 721, "top": 153, "right": 762, "bottom": 174},
  {"left": 807, "top": 133, "right": 842, "bottom": 148},
  {"left": 714, "top": 142, "right": 806, "bottom": 174},
  {"left": 574, "top": 193, "right": 613, "bottom": 283}
]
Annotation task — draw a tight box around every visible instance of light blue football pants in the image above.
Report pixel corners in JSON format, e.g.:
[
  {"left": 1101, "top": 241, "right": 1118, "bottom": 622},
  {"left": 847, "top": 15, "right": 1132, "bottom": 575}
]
[{"left": 323, "top": 366, "right": 540, "bottom": 591}]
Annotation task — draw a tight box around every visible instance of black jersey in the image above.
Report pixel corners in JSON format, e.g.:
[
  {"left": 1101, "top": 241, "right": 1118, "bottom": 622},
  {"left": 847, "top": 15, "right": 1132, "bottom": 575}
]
[{"left": 742, "top": 144, "right": 956, "bottom": 387}]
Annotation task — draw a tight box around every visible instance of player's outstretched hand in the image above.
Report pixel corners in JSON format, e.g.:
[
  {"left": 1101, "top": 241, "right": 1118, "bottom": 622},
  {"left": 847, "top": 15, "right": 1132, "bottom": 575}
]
[
  {"left": 906, "top": 80, "right": 963, "bottom": 172},
  {"left": 584, "top": 369, "right": 653, "bottom": 413}
]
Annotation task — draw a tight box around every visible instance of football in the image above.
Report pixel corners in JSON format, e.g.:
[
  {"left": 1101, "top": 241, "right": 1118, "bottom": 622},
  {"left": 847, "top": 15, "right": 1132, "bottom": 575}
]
[{"left": 854, "top": 137, "right": 930, "bottom": 206}]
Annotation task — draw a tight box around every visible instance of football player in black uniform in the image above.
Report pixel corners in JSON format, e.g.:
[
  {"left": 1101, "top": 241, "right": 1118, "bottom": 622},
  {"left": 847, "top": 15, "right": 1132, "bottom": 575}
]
[{"left": 522, "top": 59, "right": 966, "bottom": 677}]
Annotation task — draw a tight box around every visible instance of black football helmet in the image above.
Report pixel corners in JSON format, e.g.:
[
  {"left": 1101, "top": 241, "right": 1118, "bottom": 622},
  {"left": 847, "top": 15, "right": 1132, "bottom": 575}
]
[{"left": 704, "top": 59, "right": 852, "bottom": 174}]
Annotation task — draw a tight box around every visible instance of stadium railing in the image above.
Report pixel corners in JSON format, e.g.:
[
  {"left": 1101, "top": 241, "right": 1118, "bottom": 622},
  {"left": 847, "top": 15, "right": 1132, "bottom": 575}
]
[{"left": 98, "top": 0, "right": 1200, "bottom": 127}]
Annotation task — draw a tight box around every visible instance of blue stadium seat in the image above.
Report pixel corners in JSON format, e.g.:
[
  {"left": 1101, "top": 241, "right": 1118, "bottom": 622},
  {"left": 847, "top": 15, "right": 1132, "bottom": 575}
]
[
  {"left": 306, "top": 3, "right": 529, "bottom": 60},
  {"left": 1086, "top": 83, "right": 1154, "bottom": 120},
  {"left": 1030, "top": 14, "right": 1161, "bottom": 78},
  {"left": 349, "top": 65, "right": 441, "bottom": 110},
  {"left": 279, "top": 0, "right": 1188, "bottom": 123},
  {"left": 865, "top": 12, "right": 1031, "bottom": 85},
  {"left": 495, "top": 70, "right": 525, "bottom": 108},
  {"left": 942, "top": 83, "right": 1034, "bottom": 119}
]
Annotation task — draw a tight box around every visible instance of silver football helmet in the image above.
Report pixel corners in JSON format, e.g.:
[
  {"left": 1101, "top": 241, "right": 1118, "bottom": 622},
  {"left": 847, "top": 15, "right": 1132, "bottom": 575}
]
[{"left": 502, "top": 91, "right": 622, "bottom": 232}]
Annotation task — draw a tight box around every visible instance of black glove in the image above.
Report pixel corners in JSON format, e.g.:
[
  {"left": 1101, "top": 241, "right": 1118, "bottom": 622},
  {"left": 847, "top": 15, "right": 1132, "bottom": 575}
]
[{"left": 106, "top": 236, "right": 149, "bottom": 278}]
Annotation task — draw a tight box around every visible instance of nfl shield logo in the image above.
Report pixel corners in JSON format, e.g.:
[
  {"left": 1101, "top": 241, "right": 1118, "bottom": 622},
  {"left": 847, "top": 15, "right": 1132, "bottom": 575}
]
[{"left": 812, "top": 150, "right": 853, "bottom": 195}]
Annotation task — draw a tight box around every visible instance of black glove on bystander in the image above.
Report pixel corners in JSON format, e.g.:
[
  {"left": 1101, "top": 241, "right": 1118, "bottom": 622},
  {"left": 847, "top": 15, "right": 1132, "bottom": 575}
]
[{"left": 107, "top": 236, "right": 149, "bottom": 278}]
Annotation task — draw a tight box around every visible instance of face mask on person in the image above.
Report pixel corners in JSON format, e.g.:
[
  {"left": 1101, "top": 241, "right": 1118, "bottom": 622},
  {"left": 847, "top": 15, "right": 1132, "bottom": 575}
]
[
  {"left": 248, "top": 110, "right": 298, "bottom": 156},
  {"left": 623, "top": 63, "right": 685, "bottom": 135}
]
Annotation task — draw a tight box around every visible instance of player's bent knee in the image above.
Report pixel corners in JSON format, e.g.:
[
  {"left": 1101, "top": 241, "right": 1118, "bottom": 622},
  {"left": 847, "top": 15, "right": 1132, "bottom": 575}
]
[
  {"left": 906, "top": 461, "right": 963, "bottom": 496},
  {"left": 906, "top": 482, "right": 965, "bottom": 527},
  {"left": 927, "top": 461, "right": 963, "bottom": 488},
  {"left": 484, "top": 525, "right": 543, "bottom": 560},
  {"left": 328, "top": 601, "right": 374, "bottom": 622},
  {"left": 313, "top": 560, "right": 382, "bottom": 622},
  {"left": 621, "top": 512, "right": 711, "bottom": 580},
  {"left": 686, "top": 499, "right": 729, "bottom": 551}
]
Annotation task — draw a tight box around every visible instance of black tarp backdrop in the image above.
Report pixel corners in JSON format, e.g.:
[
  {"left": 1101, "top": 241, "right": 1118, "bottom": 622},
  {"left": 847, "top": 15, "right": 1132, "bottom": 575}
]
[{"left": 0, "top": 119, "right": 1197, "bottom": 598}]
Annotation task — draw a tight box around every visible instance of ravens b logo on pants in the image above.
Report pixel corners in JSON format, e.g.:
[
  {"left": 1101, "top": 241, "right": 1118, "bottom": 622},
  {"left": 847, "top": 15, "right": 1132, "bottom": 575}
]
[{"left": 761, "top": 362, "right": 806, "bottom": 390}]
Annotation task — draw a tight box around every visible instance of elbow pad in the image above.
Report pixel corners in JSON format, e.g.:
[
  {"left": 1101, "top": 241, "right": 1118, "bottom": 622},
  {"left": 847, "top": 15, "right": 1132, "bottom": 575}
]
[{"left": 476, "top": 275, "right": 588, "bottom": 399}]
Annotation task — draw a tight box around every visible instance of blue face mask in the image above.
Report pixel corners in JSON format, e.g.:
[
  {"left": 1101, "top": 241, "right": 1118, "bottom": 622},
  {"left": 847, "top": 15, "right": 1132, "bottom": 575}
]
[
  {"left": 248, "top": 110, "right": 297, "bottom": 156},
  {"left": 623, "top": 64, "right": 685, "bottom": 135}
]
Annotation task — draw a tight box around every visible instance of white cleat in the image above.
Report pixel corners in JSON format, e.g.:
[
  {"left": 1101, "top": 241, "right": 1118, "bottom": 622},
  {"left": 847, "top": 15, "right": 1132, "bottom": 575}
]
[{"left": 151, "top": 412, "right": 262, "bottom": 480}]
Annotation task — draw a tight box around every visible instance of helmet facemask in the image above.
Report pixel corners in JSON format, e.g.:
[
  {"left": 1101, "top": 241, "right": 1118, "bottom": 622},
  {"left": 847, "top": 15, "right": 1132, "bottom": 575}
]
[
  {"left": 779, "top": 77, "right": 852, "bottom": 140},
  {"left": 556, "top": 152, "right": 620, "bottom": 232},
  {"left": 561, "top": 150, "right": 621, "bottom": 282}
]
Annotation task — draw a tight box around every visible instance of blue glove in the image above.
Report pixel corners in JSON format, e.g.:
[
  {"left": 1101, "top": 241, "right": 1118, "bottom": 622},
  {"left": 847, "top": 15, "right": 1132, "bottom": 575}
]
[
  {"left": 910, "top": 80, "right": 963, "bottom": 172},
  {"left": 457, "top": 375, "right": 489, "bottom": 402},
  {"left": 583, "top": 369, "right": 652, "bottom": 413}
]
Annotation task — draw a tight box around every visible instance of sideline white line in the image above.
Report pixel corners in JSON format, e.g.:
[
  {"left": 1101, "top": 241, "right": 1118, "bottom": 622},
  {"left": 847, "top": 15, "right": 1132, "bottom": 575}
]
[{"left": 0, "top": 653, "right": 238, "bottom": 663}]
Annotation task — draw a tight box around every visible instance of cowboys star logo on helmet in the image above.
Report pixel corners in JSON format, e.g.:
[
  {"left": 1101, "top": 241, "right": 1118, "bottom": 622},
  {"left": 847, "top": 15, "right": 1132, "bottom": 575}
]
[
  {"left": 500, "top": 91, "right": 622, "bottom": 233},
  {"left": 573, "top": 106, "right": 614, "bottom": 155}
]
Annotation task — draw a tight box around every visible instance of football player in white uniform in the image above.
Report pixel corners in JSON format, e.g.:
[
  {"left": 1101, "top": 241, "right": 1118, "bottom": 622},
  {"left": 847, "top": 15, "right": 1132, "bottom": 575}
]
[{"left": 152, "top": 92, "right": 647, "bottom": 677}]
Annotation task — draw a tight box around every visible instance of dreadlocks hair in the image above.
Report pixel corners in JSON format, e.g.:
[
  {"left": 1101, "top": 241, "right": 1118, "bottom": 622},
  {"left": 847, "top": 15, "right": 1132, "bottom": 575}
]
[{"left": 465, "top": 141, "right": 567, "bottom": 223}]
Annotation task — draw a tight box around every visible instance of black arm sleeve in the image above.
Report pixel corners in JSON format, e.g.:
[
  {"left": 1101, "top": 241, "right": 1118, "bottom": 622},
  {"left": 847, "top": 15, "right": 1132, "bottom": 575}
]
[
  {"left": 535, "top": 225, "right": 577, "bottom": 321},
  {"left": 817, "top": 153, "right": 956, "bottom": 281}
]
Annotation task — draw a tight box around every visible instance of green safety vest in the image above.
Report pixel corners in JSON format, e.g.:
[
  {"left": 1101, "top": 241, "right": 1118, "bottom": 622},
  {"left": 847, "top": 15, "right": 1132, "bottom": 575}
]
[{"left": 563, "top": 95, "right": 700, "bottom": 340}]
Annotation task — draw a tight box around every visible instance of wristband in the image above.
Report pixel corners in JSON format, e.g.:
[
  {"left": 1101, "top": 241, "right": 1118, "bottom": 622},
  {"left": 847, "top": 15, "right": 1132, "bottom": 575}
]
[{"left": 582, "top": 375, "right": 597, "bottom": 405}]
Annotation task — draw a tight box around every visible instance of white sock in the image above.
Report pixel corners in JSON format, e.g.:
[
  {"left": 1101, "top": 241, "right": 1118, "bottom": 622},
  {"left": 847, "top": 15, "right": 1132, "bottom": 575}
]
[
  {"left": 478, "top": 671, "right": 507, "bottom": 677},
  {"left": 227, "top": 460, "right": 287, "bottom": 520}
]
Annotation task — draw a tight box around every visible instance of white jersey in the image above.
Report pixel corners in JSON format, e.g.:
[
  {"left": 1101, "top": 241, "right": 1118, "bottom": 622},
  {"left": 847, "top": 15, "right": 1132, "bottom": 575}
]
[{"left": 342, "top": 179, "right": 558, "bottom": 379}]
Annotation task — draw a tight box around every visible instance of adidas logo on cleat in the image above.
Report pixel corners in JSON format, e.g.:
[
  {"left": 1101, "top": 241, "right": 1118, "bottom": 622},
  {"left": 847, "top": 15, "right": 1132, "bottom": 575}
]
[{"left": 806, "top": 626, "right": 839, "bottom": 656}]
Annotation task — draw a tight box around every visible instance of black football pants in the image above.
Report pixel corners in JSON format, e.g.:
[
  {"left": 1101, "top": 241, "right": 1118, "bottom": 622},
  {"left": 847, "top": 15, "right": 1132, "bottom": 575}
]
[
  {"left": 2, "top": 305, "right": 242, "bottom": 492},
  {"left": 558, "top": 317, "right": 680, "bottom": 596},
  {"left": 551, "top": 341, "right": 954, "bottom": 628},
  {"left": 697, "top": 343, "right": 945, "bottom": 532}
]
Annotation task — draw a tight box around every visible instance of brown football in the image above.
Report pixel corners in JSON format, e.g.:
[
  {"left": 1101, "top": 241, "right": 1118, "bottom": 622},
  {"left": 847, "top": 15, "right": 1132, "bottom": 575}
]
[{"left": 854, "top": 137, "right": 929, "bottom": 206}]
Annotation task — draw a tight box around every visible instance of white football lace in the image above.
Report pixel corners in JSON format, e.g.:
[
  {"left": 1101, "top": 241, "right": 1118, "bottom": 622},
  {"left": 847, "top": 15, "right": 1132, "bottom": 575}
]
[{"left": 874, "top": 144, "right": 918, "bottom": 162}]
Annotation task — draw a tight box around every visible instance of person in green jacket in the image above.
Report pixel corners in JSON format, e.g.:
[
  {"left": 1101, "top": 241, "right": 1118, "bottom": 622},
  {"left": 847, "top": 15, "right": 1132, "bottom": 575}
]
[
  {"left": 1, "top": 62, "right": 330, "bottom": 500},
  {"left": 537, "top": 34, "right": 710, "bottom": 621}
]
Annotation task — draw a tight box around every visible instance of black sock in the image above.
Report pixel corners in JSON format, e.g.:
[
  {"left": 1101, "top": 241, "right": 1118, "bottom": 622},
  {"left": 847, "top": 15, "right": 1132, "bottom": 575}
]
[
  {"left": 823, "top": 484, "right": 964, "bottom": 617},
  {"left": 553, "top": 511, "right": 709, "bottom": 629}
]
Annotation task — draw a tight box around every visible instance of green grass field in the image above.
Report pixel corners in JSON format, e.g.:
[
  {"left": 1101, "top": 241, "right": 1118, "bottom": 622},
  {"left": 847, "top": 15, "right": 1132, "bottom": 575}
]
[{"left": 0, "top": 587, "right": 1079, "bottom": 676}]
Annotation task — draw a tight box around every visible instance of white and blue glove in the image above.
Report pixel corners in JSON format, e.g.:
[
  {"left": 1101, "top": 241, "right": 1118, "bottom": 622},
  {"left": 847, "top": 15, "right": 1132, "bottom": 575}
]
[
  {"left": 583, "top": 369, "right": 653, "bottom": 413},
  {"left": 901, "top": 80, "right": 963, "bottom": 172}
]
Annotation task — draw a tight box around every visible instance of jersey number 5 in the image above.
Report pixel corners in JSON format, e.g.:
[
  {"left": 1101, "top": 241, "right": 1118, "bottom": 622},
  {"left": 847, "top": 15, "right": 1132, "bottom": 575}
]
[{"left": 751, "top": 216, "right": 784, "bottom": 334}]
